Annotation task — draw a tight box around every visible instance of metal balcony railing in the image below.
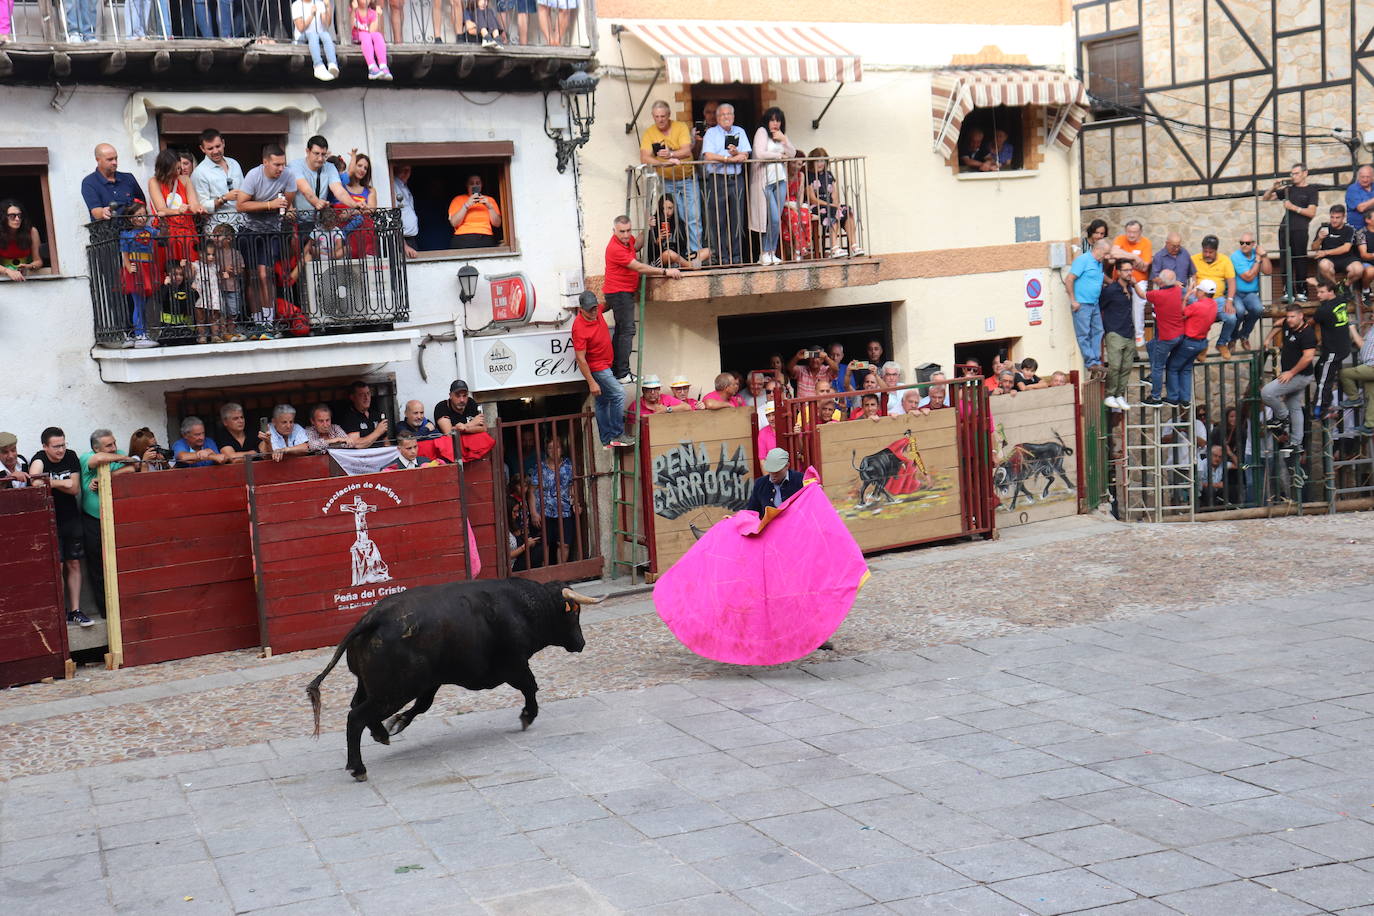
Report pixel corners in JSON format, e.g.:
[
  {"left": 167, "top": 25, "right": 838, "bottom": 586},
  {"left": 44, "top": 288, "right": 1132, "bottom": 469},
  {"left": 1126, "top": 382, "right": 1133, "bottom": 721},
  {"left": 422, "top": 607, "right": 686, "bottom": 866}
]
[
  {"left": 625, "top": 154, "right": 870, "bottom": 270},
  {"left": 86, "top": 208, "right": 409, "bottom": 347},
  {"left": 9, "top": 0, "right": 591, "bottom": 47}
]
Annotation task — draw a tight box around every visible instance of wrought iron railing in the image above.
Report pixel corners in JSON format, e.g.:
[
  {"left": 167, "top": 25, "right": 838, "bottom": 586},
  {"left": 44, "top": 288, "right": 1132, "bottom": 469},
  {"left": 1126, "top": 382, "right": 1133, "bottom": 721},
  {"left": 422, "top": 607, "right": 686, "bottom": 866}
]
[
  {"left": 86, "top": 208, "right": 408, "bottom": 347},
  {"left": 12, "top": 0, "right": 591, "bottom": 47},
  {"left": 624, "top": 154, "right": 870, "bottom": 270}
]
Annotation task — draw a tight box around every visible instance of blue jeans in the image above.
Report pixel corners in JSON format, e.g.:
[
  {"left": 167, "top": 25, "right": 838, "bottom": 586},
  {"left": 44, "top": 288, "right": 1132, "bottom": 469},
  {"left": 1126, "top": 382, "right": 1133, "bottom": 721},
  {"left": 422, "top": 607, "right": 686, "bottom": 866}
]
[
  {"left": 192, "top": 0, "right": 238, "bottom": 36},
  {"left": 1233, "top": 291, "right": 1263, "bottom": 342},
  {"left": 662, "top": 179, "right": 701, "bottom": 256},
  {"left": 1214, "top": 297, "right": 1238, "bottom": 347},
  {"left": 591, "top": 368, "right": 626, "bottom": 444},
  {"left": 65, "top": 0, "right": 97, "bottom": 37},
  {"left": 300, "top": 29, "right": 337, "bottom": 68},
  {"left": 1072, "top": 302, "right": 1104, "bottom": 367},
  {"left": 1167, "top": 338, "right": 1208, "bottom": 403},
  {"left": 126, "top": 0, "right": 172, "bottom": 36},
  {"left": 761, "top": 180, "right": 785, "bottom": 256},
  {"left": 1149, "top": 335, "right": 1181, "bottom": 399}
]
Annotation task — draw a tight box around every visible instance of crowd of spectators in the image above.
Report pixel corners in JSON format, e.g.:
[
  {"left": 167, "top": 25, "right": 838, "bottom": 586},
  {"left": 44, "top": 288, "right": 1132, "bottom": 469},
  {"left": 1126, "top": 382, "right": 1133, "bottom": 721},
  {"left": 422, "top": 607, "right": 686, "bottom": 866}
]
[
  {"left": 637, "top": 99, "right": 864, "bottom": 268},
  {"left": 57, "top": 0, "right": 581, "bottom": 46}
]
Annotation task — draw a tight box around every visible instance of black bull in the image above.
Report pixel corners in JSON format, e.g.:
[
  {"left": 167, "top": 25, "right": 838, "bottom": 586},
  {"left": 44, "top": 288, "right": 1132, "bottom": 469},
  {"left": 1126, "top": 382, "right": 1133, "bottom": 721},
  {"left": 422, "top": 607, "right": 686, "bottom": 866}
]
[
  {"left": 306, "top": 578, "right": 601, "bottom": 781},
  {"left": 851, "top": 435, "right": 909, "bottom": 505}
]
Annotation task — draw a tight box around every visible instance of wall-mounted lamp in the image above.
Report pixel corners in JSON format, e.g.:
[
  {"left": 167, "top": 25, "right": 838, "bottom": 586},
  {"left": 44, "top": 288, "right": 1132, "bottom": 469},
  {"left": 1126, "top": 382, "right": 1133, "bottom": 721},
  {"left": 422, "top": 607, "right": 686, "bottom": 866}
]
[
  {"left": 543, "top": 67, "right": 600, "bottom": 174},
  {"left": 457, "top": 264, "right": 479, "bottom": 305}
]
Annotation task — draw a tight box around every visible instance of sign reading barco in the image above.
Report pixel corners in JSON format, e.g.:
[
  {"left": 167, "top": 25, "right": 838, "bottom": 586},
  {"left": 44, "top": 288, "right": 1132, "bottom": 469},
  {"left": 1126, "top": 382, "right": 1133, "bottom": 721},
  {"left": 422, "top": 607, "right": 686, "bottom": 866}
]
[{"left": 466, "top": 329, "right": 584, "bottom": 391}]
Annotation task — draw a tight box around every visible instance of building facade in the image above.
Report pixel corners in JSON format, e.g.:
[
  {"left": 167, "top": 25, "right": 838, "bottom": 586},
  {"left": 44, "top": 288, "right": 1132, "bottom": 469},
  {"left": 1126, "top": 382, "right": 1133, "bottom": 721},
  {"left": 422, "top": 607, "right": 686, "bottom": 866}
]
[
  {"left": 582, "top": 0, "right": 1092, "bottom": 398},
  {"left": 1076, "top": 0, "right": 1374, "bottom": 250}
]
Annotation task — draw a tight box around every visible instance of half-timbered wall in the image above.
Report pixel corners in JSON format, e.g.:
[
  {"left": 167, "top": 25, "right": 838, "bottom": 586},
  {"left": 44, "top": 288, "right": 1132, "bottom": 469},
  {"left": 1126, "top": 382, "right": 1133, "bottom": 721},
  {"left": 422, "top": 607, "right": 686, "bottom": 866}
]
[{"left": 1075, "top": 0, "right": 1374, "bottom": 244}]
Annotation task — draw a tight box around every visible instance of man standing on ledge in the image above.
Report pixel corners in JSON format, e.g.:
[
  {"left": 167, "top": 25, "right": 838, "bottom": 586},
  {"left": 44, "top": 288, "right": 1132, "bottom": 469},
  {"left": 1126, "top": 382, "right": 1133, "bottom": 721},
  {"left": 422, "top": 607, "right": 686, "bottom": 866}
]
[
  {"left": 604, "top": 215, "right": 681, "bottom": 385},
  {"left": 573, "top": 291, "right": 635, "bottom": 449}
]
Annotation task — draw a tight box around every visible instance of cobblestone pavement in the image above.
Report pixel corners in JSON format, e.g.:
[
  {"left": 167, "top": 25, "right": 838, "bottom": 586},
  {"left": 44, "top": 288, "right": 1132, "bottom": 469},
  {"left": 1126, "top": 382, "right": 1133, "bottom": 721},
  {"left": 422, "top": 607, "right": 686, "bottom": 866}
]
[{"left": 2, "top": 514, "right": 1374, "bottom": 913}]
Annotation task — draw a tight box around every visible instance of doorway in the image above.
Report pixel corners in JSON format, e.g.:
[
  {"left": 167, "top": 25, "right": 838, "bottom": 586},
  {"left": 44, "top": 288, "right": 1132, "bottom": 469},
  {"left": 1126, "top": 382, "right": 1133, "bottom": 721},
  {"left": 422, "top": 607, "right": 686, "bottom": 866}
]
[
  {"left": 717, "top": 303, "right": 892, "bottom": 377},
  {"left": 954, "top": 337, "right": 1020, "bottom": 377}
]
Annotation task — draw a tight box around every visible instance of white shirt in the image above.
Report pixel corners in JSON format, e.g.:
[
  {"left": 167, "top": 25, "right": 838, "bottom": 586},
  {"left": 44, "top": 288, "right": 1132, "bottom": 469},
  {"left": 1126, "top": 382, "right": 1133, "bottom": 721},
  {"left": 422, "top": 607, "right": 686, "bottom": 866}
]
[
  {"left": 270, "top": 424, "right": 310, "bottom": 449},
  {"left": 394, "top": 176, "right": 418, "bottom": 238},
  {"left": 291, "top": 0, "right": 329, "bottom": 38},
  {"left": 191, "top": 155, "right": 244, "bottom": 225}
]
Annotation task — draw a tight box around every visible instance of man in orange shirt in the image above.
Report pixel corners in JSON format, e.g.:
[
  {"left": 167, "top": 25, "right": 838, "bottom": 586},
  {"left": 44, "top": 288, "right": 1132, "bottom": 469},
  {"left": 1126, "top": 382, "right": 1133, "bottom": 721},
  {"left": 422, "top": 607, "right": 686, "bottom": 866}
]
[
  {"left": 448, "top": 174, "right": 502, "bottom": 249},
  {"left": 1112, "top": 219, "right": 1153, "bottom": 346}
]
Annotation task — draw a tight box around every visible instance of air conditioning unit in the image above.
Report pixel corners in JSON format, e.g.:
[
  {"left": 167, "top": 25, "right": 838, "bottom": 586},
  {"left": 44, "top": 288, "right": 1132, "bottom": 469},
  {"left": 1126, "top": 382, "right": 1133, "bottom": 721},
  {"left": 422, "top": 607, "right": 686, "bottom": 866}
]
[{"left": 303, "top": 259, "right": 396, "bottom": 328}]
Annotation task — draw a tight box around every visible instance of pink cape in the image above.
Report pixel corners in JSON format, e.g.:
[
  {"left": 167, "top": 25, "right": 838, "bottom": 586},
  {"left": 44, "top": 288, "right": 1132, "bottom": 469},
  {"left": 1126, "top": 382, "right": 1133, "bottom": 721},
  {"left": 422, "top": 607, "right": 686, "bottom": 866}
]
[{"left": 652, "top": 468, "right": 869, "bottom": 665}]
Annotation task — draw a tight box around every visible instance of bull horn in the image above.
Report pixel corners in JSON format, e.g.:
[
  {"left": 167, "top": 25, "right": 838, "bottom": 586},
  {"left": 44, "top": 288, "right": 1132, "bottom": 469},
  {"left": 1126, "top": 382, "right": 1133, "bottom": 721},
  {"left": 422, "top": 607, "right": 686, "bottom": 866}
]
[{"left": 562, "top": 587, "right": 603, "bottom": 606}]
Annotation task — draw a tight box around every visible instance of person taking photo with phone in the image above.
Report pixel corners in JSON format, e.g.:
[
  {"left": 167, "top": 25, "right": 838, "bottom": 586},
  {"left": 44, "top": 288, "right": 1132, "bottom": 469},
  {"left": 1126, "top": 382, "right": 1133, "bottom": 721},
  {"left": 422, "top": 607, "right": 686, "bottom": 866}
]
[{"left": 448, "top": 174, "right": 502, "bottom": 249}]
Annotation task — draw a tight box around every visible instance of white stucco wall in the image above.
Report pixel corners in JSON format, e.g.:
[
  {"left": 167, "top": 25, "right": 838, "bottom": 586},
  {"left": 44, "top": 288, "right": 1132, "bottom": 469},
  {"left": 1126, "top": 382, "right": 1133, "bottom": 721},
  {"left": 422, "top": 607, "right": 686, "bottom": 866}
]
[{"left": 0, "top": 84, "right": 587, "bottom": 447}]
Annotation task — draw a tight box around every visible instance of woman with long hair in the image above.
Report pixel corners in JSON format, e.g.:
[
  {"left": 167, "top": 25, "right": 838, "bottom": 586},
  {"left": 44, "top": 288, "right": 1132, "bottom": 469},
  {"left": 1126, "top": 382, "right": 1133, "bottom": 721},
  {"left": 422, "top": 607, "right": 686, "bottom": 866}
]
[
  {"left": 638, "top": 194, "right": 700, "bottom": 269},
  {"left": 533, "top": 436, "right": 579, "bottom": 566},
  {"left": 127, "top": 428, "right": 167, "bottom": 470},
  {"left": 1084, "top": 218, "right": 1109, "bottom": 251},
  {"left": 805, "top": 147, "right": 862, "bottom": 258},
  {"left": 749, "top": 106, "right": 796, "bottom": 266},
  {"left": 0, "top": 198, "right": 43, "bottom": 281},
  {"left": 343, "top": 152, "right": 375, "bottom": 209},
  {"left": 148, "top": 147, "right": 203, "bottom": 274}
]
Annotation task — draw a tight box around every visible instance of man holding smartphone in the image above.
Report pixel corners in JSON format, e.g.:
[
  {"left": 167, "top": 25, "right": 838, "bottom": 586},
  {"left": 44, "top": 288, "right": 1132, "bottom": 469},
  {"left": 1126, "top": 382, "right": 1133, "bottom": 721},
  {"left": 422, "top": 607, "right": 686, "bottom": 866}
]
[
  {"left": 447, "top": 174, "right": 502, "bottom": 249},
  {"left": 639, "top": 101, "right": 705, "bottom": 263}
]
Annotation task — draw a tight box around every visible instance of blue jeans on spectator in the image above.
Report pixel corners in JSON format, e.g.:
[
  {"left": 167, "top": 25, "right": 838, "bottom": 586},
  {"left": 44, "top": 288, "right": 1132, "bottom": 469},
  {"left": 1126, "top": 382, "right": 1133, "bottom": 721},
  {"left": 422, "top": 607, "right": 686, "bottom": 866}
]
[
  {"left": 761, "top": 180, "right": 785, "bottom": 257},
  {"left": 126, "top": 0, "right": 173, "bottom": 37},
  {"left": 591, "top": 368, "right": 626, "bottom": 445},
  {"left": 1148, "top": 335, "right": 1181, "bottom": 399},
  {"left": 299, "top": 29, "right": 337, "bottom": 68},
  {"left": 193, "top": 0, "right": 237, "bottom": 36},
  {"left": 1214, "top": 297, "right": 1238, "bottom": 347},
  {"left": 65, "top": 0, "right": 97, "bottom": 38},
  {"left": 1167, "top": 337, "right": 1208, "bottom": 403},
  {"left": 1072, "top": 302, "right": 1104, "bottom": 367},
  {"left": 663, "top": 178, "right": 701, "bottom": 256},
  {"left": 1233, "top": 291, "right": 1263, "bottom": 342}
]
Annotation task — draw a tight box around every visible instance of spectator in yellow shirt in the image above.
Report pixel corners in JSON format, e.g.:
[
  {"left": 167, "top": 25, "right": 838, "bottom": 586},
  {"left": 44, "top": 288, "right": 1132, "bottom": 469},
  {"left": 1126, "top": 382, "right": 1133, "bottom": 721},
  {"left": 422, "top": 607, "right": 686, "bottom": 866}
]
[
  {"left": 639, "top": 101, "right": 704, "bottom": 260},
  {"left": 1192, "top": 234, "right": 1238, "bottom": 359}
]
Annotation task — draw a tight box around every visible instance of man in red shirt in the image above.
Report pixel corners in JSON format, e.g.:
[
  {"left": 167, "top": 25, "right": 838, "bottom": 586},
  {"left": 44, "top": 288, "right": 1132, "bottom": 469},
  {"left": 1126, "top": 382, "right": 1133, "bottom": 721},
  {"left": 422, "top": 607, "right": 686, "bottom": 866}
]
[
  {"left": 605, "top": 215, "right": 681, "bottom": 383},
  {"left": 1141, "top": 268, "right": 1185, "bottom": 405},
  {"left": 1161, "top": 278, "right": 1218, "bottom": 408},
  {"left": 573, "top": 291, "right": 634, "bottom": 448}
]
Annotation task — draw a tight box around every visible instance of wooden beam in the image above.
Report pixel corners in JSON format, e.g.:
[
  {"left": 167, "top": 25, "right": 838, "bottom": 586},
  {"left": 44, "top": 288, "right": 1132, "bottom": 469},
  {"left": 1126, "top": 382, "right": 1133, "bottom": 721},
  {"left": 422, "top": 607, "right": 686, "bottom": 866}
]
[
  {"left": 0, "top": 51, "right": 11, "bottom": 79},
  {"left": 412, "top": 53, "right": 432, "bottom": 79},
  {"left": 288, "top": 52, "right": 306, "bottom": 72},
  {"left": 457, "top": 54, "right": 475, "bottom": 79},
  {"left": 51, "top": 52, "right": 70, "bottom": 78},
  {"left": 196, "top": 50, "right": 213, "bottom": 73},
  {"left": 100, "top": 49, "right": 126, "bottom": 76},
  {"left": 495, "top": 57, "right": 518, "bottom": 79},
  {"left": 152, "top": 49, "right": 170, "bottom": 72},
  {"left": 239, "top": 51, "right": 259, "bottom": 74}
]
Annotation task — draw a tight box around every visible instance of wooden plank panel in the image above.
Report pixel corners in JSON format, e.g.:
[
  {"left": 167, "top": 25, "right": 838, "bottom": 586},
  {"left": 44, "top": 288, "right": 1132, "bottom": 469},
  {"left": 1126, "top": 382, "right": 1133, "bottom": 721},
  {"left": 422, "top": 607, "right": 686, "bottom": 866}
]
[
  {"left": 988, "top": 385, "right": 1079, "bottom": 527},
  {"left": 254, "top": 501, "right": 466, "bottom": 544},
  {"left": 262, "top": 549, "right": 466, "bottom": 600},
  {"left": 121, "top": 625, "right": 261, "bottom": 668},
  {"left": 118, "top": 555, "right": 256, "bottom": 594},
  {"left": 0, "top": 489, "right": 67, "bottom": 684},
  {"left": 115, "top": 531, "right": 252, "bottom": 572},
  {"left": 817, "top": 412, "right": 966, "bottom": 553},
  {"left": 111, "top": 463, "right": 246, "bottom": 498},
  {"left": 114, "top": 488, "right": 249, "bottom": 525},
  {"left": 118, "top": 579, "right": 257, "bottom": 620},
  {"left": 115, "top": 510, "right": 250, "bottom": 550},
  {"left": 121, "top": 601, "right": 256, "bottom": 644}
]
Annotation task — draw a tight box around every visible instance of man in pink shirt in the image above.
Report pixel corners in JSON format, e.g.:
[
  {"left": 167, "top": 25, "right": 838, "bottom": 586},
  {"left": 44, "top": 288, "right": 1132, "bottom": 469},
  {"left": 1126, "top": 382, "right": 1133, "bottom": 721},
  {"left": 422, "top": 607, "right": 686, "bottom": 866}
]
[
  {"left": 787, "top": 345, "right": 839, "bottom": 398},
  {"left": 627, "top": 375, "right": 684, "bottom": 421},
  {"left": 703, "top": 372, "right": 743, "bottom": 409},
  {"left": 669, "top": 375, "right": 703, "bottom": 410},
  {"left": 757, "top": 401, "right": 778, "bottom": 454}
]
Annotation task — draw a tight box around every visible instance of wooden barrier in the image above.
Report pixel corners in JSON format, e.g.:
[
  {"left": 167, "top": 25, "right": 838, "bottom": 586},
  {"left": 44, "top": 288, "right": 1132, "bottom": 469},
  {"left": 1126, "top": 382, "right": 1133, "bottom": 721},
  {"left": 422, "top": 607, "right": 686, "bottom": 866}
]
[
  {"left": 989, "top": 385, "right": 1081, "bottom": 527},
  {"left": 0, "top": 487, "right": 69, "bottom": 687},
  {"left": 249, "top": 458, "right": 495, "bottom": 656},
  {"left": 816, "top": 410, "right": 965, "bottom": 551},
  {"left": 642, "top": 408, "right": 755, "bottom": 572},
  {"left": 110, "top": 457, "right": 328, "bottom": 668}
]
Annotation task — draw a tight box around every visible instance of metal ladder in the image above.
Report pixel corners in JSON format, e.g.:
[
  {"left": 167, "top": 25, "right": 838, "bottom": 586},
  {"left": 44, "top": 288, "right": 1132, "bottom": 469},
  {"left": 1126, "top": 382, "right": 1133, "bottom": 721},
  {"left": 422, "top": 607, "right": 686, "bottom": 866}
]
[
  {"left": 1118, "top": 369, "right": 1196, "bottom": 522},
  {"left": 609, "top": 278, "right": 649, "bottom": 582}
]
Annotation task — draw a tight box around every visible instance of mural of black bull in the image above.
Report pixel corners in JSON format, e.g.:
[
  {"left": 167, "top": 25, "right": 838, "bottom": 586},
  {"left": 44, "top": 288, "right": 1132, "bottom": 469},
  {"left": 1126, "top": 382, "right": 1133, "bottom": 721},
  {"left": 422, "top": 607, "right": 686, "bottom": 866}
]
[
  {"left": 851, "top": 431, "right": 911, "bottom": 506},
  {"left": 995, "top": 431, "right": 1075, "bottom": 510}
]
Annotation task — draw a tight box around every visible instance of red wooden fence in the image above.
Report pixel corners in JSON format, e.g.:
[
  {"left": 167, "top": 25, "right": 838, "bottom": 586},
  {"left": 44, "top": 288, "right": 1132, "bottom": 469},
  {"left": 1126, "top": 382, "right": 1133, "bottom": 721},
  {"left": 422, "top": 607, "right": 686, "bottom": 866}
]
[
  {"left": 250, "top": 457, "right": 497, "bottom": 656},
  {"left": 0, "top": 487, "right": 69, "bottom": 687},
  {"left": 111, "top": 458, "right": 327, "bottom": 667}
]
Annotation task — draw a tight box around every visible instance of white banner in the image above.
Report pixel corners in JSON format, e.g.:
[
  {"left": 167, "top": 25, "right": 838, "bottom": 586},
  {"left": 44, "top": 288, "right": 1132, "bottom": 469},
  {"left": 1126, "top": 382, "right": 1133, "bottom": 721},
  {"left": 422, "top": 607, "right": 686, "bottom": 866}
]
[{"left": 465, "top": 329, "right": 584, "bottom": 391}]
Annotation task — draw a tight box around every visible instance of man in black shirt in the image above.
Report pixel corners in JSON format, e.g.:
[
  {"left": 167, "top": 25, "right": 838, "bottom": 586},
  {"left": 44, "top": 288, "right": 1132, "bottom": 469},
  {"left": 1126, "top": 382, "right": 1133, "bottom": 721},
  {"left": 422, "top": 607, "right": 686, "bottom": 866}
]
[
  {"left": 1263, "top": 163, "right": 1320, "bottom": 302},
  {"left": 27, "top": 427, "right": 92, "bottom": 627},
  {"left": 1310, "top": 279, "right": 1353, "bottom": 419},
  {"left": 434, "top": 378, "right": 485, "bottom": 435},
  {"left": 215, "top": 402, "right": 258, "bottom": 461},
  {"left": 1310, "top": 204, "right": 1364, "bottom": 295},
  {"left": 1100, "top": 261, "right": 1137, "bottom": 410},
  {"left": 338, "top": 381, "right": 389, "bottom": 448},
  {"left": 1261, "top": 303, "right": 1317, "bottom": 447}
]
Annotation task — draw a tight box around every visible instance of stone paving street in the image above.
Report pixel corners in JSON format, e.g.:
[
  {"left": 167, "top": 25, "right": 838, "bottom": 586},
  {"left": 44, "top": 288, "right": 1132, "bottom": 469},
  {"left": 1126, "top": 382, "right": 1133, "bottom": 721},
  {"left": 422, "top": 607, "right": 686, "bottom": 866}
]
[{"left": 4, "top": 514, "right": 1374, "bottom": 914}]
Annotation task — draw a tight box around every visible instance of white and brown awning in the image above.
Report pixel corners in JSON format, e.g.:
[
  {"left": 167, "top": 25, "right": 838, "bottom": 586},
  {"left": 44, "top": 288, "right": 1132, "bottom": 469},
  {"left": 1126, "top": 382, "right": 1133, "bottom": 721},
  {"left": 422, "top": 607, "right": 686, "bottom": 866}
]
[
  {"left": 620, "top": 21, "right": 862, "bottom": 84},
  {"left": 931, "top": 68, "right": 1088, "bottom": 159}
]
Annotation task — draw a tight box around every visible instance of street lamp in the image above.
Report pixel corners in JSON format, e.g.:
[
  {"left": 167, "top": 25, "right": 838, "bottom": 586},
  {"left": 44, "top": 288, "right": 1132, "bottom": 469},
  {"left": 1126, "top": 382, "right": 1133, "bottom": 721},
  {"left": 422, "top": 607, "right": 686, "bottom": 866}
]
[
  {"left": 544, "top": 67, "right": 600, "bottom": 174},
  {"left": 457, "top": 265, "right": 479, "bottom": 304}
]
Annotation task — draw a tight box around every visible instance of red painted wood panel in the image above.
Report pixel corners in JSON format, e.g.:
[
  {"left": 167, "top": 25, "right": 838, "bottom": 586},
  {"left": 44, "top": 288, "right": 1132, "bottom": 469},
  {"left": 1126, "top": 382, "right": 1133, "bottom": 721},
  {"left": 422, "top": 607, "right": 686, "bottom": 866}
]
[{"left": 0, "top": 487, "right": 68, "bottom": 687}]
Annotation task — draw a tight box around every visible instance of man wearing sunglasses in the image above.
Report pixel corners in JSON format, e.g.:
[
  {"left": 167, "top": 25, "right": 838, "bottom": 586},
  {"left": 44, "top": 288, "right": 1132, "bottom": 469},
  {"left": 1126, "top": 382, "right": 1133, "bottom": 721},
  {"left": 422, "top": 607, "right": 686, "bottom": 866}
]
[
  {"left": 191, "top": 128, "right": 245, "bottom": 229},
  {"left": 1229, "top": 233, "right": 1271, "bottom": 351}
]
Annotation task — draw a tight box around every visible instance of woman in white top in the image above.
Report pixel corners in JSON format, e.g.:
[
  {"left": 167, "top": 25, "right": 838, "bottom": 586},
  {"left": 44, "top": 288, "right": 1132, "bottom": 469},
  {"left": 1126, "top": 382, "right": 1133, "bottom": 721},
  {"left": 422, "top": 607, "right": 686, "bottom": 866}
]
[
  {"left": 748, "top": 107, "right": 797, "bottom": 266},
  {"left": 291, "top": 0, "right": 339, "bottom": 82}
]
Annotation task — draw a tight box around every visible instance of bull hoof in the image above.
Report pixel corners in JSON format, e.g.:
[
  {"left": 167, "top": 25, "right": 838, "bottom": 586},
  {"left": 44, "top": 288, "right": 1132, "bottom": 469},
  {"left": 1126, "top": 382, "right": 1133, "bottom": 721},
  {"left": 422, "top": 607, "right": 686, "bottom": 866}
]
[
  {"left": 519, "top": 712, "right": 535, "bottom": 731},
  {"left": 353, "top": 771, "right": 368, "bottom": 782},
  {"left": 369, "top": 725, "right": 391, "bottom": 745},
  {"left": 384, "top": 714, "right": 406, "bottom": 737},
  {"left": 346, "top": 765, "right": 368, "bottom": 782}
]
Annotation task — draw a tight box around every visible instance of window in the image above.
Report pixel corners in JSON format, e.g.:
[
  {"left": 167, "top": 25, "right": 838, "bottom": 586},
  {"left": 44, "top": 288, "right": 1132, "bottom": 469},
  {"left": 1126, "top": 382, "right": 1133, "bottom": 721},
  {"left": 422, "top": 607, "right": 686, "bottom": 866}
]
[
  {"left": 956, "top": 107, "right": 1026, "bottom": 172},
  {"left": 1083, "top": 32, "right": 1142, "bottom": 118},
  {"left": 158, "top": 113, "right": 290, "bottom": 170},
  {"left": 386, "top": 141, "right": 516, "bottom": 258},
  {"left": 0, "top": 148, "right": 57, "bottom": 275},
  {"left": 165, "top": 374, "right": 398, "bottom": 445}
]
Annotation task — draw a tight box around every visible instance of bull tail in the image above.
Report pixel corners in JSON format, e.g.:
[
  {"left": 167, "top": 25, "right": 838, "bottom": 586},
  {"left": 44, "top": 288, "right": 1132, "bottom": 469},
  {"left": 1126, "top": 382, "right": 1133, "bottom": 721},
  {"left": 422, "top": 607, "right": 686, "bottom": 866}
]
[
  {"left": 850, "top": 449, "right": 861, "bottom": 471},
  {"left": 306, "top": 611, "right": 381, "bottom": 738},
  {"left": 1051, "top": 428, "right": 1075, "bottom": 457}
]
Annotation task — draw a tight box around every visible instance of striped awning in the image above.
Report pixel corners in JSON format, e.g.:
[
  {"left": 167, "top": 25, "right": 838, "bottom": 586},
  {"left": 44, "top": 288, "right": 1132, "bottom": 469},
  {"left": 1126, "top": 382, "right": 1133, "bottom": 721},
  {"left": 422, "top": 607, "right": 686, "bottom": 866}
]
[
  {"left": 931, "top": 69, "right": 1088, "bottom": 160},
  {"left": 622, "top": 21, "right": 862, "bottom": 84}
]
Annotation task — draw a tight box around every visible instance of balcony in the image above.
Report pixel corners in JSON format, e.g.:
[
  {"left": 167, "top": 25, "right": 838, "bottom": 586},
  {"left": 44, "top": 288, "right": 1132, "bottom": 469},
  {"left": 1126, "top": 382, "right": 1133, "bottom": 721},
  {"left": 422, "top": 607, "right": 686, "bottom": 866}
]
[
  {"left": 87, "top": 207, "right": 413, "bottom": 382},
  {"left": 624, "top": 154, "right": 880, "bottom": 302},
  {"left": 0, "top": 0, "right": 593, "bottom": 89}
]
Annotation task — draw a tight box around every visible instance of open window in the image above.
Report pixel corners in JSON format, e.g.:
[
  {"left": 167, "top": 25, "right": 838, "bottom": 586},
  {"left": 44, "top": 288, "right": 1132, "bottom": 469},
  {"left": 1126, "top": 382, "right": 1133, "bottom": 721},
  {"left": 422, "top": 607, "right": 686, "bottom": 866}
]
[
  {"left": 0, "top": 148, "right": 58, "bottom": 276},
  {"left": 158, "top": 113, "right": 290, "bottom": 170},
  {"left": 1082, "top": 32, "right": 1142, "bottom": 120},
  {"left": 385, "top": 141, "right": 516, "bottom": 258},
  {"left": 956, "top": 107, "right": 1026, "bottom": 173},
  {"left": 164, "top": 374, "right": 399, "bottom": 447}
]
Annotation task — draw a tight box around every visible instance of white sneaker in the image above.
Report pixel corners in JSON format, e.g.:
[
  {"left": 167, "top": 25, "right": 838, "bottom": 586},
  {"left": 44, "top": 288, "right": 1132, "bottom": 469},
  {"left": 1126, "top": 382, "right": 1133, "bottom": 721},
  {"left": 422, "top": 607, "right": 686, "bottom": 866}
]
[
  {"left": 1116, "top": 395, "right": 1132, "bottom": 409},
  {"left": 132, "top": 335, "right": 159, "bottom": 348},
  {"left": 1103, "top": 396, "right": 1118, "bottom": 410},
  {"left": 829, "top": 247, "right": 848, "bottom": 258},
  {"left": 327, "top": 62, "right": 339, "bottom": 77},
  {"left": 758, "top": 253, "right": 776, "bottom": 266},
  {"left": 66, "top": 31, "right": 84, "bottom": 43},
  {"left": 851, "top": 246, "right": 866, "bottom": 256},
  {"left": 313, "top": 64, "right": 332, "bottom": 81}
]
